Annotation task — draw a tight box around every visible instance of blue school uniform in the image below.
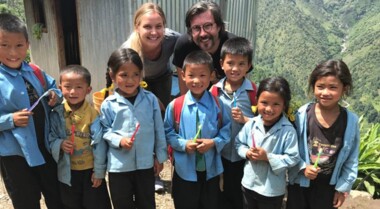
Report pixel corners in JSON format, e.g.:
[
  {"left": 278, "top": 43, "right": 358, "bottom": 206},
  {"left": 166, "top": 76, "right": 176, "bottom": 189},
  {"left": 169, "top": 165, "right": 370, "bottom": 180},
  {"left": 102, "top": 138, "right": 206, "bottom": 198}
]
[
  {"left": 236, "top": 114, "right": 300, "bottom": 197},
  {"left": 213, "top": 77, "right": 255, "bottom": 162},
  {"left": 100, "top": 87, "right": 167, "bottom": 172},
  {"left": 0, "top": 62, "right": 62, "bottom": 166},
  {"left": 164, "top": 91, "right": 231, "bottom": 181}
]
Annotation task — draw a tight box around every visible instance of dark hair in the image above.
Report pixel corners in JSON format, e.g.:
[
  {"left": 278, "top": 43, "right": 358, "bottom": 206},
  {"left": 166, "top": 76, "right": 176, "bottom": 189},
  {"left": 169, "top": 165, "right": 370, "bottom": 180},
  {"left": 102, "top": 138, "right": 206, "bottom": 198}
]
[
  {"left": 308, "top": 60, "right": 353, "bottom": 96},
  {"left": 107, "top": 48, "right": 143, "bottom": 74},
  {"left": 60, "top": 65, "right": 91, "bottom": 85},
  {"left": 182, "top": 50, "right": 214, "bottom": 73},
  {"left": 221, "top": 37, "right": 253, "bottom": 64},
  {"left": 0, "top": 13, "right": 28, "bottom": 42},
  {"left": 185, "top": 1, "right": 225, "bottom": 36},
  {"left": 257, "top": 77, "right": 292, "bottom": 113}
]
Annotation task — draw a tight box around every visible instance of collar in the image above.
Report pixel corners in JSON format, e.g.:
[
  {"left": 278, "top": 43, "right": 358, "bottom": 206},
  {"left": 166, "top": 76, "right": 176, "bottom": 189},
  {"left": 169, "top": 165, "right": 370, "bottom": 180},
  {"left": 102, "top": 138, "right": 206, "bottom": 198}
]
[
  {"left": 0, "top": 61, "right": 32, "bottom": 77},
  {"left": 64, "top": 100, "right": 90, "bottom": 124},
  {"left": 184, "top": 90, "right": 213, "bottom": 107},
  {"left": 254, "top": 113, "right": 293, "bottom": 133},
  {"left": 215, "top": 77, "right": 254, "bottom": 94}
]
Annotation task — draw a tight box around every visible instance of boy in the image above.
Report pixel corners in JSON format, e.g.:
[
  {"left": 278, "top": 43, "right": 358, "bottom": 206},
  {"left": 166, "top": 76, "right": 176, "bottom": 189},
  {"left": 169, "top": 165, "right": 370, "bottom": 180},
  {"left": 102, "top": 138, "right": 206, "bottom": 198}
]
[
  {"left": 0, "top": 13, "right": 63, "bottom": 209},
  {"left": 49, "top": 65, "right": 111, "bottom": 209},
  {"left": 211, "top": 37, "right": 257, "bottom": 209},
  {"left": 164, "top": 50, "right": 231, "bottom": 209}
]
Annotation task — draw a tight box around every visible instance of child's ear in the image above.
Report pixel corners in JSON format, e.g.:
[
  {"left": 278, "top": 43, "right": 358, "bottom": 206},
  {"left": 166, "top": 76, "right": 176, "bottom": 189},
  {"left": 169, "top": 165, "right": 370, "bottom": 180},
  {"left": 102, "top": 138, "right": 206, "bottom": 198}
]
[
  {"left": 86, "top": 86, "right": 92, "bottom": 95},
  {"left": 181, "top": 69, "right": 186, "bottom": 81},
  {"left": 210, "top": 70, "right": 216, "bottom": 81},
  {"left": 58, "top": 84, "right": 62, "bottom": 91},
  {"left": 247, "top": 63, "right": 252, "bottom": 73},
  {"left": 109, "top": 71, "right": 115, "bottom": 82},
  {"left": 220, "top": 59, "right": 224, "bottom": 71}
]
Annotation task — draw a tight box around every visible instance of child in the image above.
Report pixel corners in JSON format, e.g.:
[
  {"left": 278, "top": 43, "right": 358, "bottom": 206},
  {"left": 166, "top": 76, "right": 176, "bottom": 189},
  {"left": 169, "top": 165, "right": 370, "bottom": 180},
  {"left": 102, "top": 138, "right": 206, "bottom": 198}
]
[
  {"left": 235, "top": 77, "right": 299, "bottom": 209},
  {"left": 100, "top": 48, "right": 167, "bottom": 209},
  {"left": 0, "top": 13, "right": 63, "bottom": 209},
  {"left": 49, "top": 65, "right": 112, "bottom": 209},
  {"left": 164, "top": 50, "right": 231, "bottom": 209},
  {"left": 211, "top": 37, "right": 257, "bottom": 209},
  {"left": 287, "top": 60, "right": 359, "bottom": 209}
]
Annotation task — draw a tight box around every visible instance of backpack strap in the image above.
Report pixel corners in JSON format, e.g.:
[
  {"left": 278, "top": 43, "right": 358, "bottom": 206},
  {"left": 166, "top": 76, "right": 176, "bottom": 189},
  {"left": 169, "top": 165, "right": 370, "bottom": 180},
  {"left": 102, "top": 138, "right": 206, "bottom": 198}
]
[
  {"left": 173, "top": 94, "right": 186, "bottom": 133},
  {"left": 247, "top": 81, "right": 257, "bottom": 106},
  {"left": 210, "top": 85, "right": 218, "bottom": 97},
  {"left": 29, "top": 63, "right": 47, "bottom": 90}
]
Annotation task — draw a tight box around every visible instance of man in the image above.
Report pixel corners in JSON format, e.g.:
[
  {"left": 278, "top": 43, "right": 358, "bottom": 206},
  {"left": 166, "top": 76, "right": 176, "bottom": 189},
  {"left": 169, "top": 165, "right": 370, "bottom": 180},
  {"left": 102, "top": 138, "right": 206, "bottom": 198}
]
[{"left": 173, "top": 1, "right": 236, "bottom": 95}]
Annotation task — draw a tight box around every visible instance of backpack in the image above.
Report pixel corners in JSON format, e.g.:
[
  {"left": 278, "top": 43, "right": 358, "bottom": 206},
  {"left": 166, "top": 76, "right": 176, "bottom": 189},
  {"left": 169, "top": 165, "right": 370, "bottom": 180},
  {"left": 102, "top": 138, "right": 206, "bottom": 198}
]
[
  {"left": 210, "top": 81, "right": 257, "bottom": 106},
  {"left": 168, "top": 94, "right": 222, "bottom": 162},
  {"left": 29, "top": 63, "right": 47, "bottom": 90}
]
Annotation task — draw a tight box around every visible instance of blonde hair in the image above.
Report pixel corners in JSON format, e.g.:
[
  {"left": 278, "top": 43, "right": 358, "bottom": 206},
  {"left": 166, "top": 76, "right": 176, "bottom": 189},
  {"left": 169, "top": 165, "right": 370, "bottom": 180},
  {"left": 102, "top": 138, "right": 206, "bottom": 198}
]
[{"left": 129, "top": 3, "right": 166, "bottom": 57}]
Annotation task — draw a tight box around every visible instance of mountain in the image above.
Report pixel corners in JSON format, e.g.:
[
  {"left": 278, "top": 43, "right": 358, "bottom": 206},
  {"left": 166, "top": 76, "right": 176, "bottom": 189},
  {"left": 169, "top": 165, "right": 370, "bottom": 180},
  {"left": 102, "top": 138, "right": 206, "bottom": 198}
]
[{"left": 252, "top": 0, "right": 380, "bottom": 123}]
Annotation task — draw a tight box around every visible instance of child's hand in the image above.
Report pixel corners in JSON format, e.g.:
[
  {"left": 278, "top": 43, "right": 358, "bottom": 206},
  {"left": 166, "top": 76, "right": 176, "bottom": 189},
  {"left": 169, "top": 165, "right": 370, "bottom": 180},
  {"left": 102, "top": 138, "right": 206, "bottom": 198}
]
[
  {"left": 185, "top": 140, "right": 198, "bottom": 154},
  {"left": 304, "top": 164, "right": 320, "bottom": 180},
  {"left": 120, "top": 138, "right": 133, "bottom": 150},
  {"left": 91, "top": 173, "right": 102, "bottom": 188},
  {"left": 13, "top": 109, "right": 33, "bottom": 127},
  {"left": 333, "top": 191, "right": 347, "bottom": 208},
  {"left": 47, "top": 90, "right": 58, "bottom": 106},
  {"left": 195, "top": 139, "right": 215, "bottom": 154},
  {"left": 246, "top": 147, "right": 268, "bottom": 161},
  {"left": 60, "top": 139, "right": 74, "bottom": 154},
  {"left": 153, "top": 158, "right": 163, "bottom": 176},
  {"left": 231, "top": 107, "right": 249, "bottom": 124}
]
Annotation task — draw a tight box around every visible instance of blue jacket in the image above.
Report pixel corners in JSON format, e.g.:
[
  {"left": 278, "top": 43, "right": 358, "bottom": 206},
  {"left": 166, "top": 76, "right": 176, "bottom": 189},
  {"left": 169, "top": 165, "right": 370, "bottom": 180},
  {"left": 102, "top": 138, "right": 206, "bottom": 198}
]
[
  {"left": 0, "top": 62, "right": 62, "bottom": 166},
  {"left": 49, "top": 102, "right": 107, "bottom": 186},
  {"left": 164, "top": 91, "right": 231, "bottom": 181},
  {"left": 236, "top": 114, "right": 299, "bottom": 197},
  {"left": 100, "top": 88, "right": 167, "bottom": 172},
  {"left": 213, "top": 77, "right": 255, "bottom": 162},
  {"left": 288, "top": 103, "right": 360, "bottom": 193}
]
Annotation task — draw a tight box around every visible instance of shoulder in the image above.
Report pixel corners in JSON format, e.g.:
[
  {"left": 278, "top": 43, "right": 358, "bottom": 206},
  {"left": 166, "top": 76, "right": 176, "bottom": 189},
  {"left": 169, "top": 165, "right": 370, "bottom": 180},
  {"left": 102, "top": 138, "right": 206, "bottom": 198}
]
[
  {"left": 222, "top": 32, "right": 237, "bottom": 42},
  {"left": 344, "top": 108, "right": 359, "bottom": 124},
  {"left": 175, "top": 33, "right": 194, "bottom": 47},
  {"left": 165, "top": 28, "right": 181, "bottom": 39}
]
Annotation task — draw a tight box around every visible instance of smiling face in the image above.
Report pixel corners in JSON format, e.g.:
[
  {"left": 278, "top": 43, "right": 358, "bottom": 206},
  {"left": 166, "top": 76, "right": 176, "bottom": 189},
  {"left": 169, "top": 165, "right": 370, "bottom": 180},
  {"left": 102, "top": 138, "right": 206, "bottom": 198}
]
[
  {"left": 257, "top": 91, "right": 285, "bottom": 126},
  {"left": 189, "top": 10, "right": 221, "bottom": 53},
  {"left": 0, "top": 30, "right": 29, "bottom": 69},
  {"left": 314, "top": 75, "right": 345, "bottom": 110},
  {"left": 111, "top": 62, "right": 142, "bottom": 98},
  {"left": 60, "top": 72, "right": 92, "bottom": 111},
  {"left": 135, "top": 11, "right": 165, "bottom": 51},
  {"left": 182, "top": 63, "right": 215, "bottom": 100},
  {"left": 221, "top": 54, "right": 251, "bottom": 86}
]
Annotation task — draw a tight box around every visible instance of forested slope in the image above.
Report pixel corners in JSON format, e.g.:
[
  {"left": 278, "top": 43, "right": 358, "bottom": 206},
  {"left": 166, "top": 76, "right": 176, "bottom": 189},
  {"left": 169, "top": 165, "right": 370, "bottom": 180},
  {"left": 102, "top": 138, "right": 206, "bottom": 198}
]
[{"left": 252, "top": 0, "right": 380, "bottom": 122}]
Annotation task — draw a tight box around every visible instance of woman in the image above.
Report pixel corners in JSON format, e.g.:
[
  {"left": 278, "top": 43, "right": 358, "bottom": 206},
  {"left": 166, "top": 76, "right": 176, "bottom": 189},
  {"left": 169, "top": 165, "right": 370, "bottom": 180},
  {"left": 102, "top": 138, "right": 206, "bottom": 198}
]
[{"left": 120, "top": 2, "right": 180, "bottom": 108}]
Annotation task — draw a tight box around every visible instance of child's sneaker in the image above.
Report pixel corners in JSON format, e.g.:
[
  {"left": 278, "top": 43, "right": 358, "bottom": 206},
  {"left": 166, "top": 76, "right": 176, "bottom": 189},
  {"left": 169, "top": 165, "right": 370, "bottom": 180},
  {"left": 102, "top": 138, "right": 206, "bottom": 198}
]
[{"left": 155, "top": 176, "right": 164, "bottom": 193}]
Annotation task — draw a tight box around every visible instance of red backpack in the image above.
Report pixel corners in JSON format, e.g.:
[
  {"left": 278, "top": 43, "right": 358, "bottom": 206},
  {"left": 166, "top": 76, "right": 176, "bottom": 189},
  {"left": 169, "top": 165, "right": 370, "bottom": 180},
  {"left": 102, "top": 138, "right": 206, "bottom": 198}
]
[
  {"left": 168, "top": 94, "right": 222, "bottom": 162},
  {"left": 29, "top": 63, "right": 47, "bottom": 90},
  {"left": 210, "top": 81, "right": 257, "bottom": 106}
]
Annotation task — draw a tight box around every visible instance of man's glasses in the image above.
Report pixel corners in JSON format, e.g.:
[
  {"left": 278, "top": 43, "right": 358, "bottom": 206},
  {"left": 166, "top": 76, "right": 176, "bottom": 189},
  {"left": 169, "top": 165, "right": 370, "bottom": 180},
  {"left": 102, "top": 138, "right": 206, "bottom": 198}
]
[{"left": 190, "top": 22, "right": 215, "bottom": 35}]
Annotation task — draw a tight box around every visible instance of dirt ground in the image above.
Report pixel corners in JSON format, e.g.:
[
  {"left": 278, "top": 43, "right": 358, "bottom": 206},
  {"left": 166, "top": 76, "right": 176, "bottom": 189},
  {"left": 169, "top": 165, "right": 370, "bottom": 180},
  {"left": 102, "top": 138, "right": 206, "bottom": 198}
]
[{"left": 1, "top": 161, "right": 379, "bottom": 209}]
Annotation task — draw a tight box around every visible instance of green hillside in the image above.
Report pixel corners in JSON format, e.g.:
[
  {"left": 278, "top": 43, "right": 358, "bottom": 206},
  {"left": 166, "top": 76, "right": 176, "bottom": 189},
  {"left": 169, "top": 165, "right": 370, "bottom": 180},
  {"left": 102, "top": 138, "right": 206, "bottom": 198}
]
[{"left": 252, "top": 0, "right": 380, "bottom": 123}]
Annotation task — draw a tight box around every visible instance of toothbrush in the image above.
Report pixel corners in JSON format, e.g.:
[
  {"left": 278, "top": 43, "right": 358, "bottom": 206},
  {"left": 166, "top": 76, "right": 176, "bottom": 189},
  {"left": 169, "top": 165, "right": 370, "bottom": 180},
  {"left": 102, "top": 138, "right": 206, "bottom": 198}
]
[
  {"left": 193, "top": 123, "right": 203, "bottom": 143},
  {"left": 313, "top": 147, "right": 323, "bottom": 168},
  {"left": 28, "top": 90, "right": 50, "bottom": 111},
  {"left": 130, "top": 123, "right": 140, "bottom": 142}
]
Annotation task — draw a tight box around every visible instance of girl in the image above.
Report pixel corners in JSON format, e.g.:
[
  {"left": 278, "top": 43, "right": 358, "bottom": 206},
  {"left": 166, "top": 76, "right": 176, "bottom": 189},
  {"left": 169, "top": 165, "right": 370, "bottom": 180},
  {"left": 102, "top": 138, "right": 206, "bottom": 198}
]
[
  {"left": 120, "top": 2, "right": 180, "bottom": 108},
  {"left": 100, "top": 48, "right": 167, "bottom": 209},
  {"left": 287, "top": 60, "right": 359, "bottom": 209},
  {"left": 235, "top": 77, "right": 299, "bottom": 209}
]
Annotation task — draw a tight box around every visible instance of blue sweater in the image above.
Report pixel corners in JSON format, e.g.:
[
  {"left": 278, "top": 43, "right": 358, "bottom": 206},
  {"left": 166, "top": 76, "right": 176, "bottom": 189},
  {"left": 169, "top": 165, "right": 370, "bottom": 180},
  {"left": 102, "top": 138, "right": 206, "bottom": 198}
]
[
  {"left": 288, "top": 103, "right": 360, "bottom": 193},
  {"left": 0, "top": 62, "right": 62, "bottom": 166},
  {"left": 213, "top": 77, "right": 256, "bottom": 162},
  {"left": 100, "top": 88, "right": 167, "bottom": 172},
  {"left": 164, "top": 91, "right": 231, "bottom": 181},
  {"left": 49, "top": 101, "right": 107, "bottom": 186},
  {"left": 236, "top": 114, "right": 299, "bottom": 197}
]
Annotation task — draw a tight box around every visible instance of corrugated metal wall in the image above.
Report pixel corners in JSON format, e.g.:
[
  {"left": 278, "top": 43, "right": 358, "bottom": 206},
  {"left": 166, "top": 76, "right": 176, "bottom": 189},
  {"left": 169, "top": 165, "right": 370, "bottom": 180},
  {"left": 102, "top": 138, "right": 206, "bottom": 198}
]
[{"left": 25, "top": 0, "right": 257, "bottom": 94}]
